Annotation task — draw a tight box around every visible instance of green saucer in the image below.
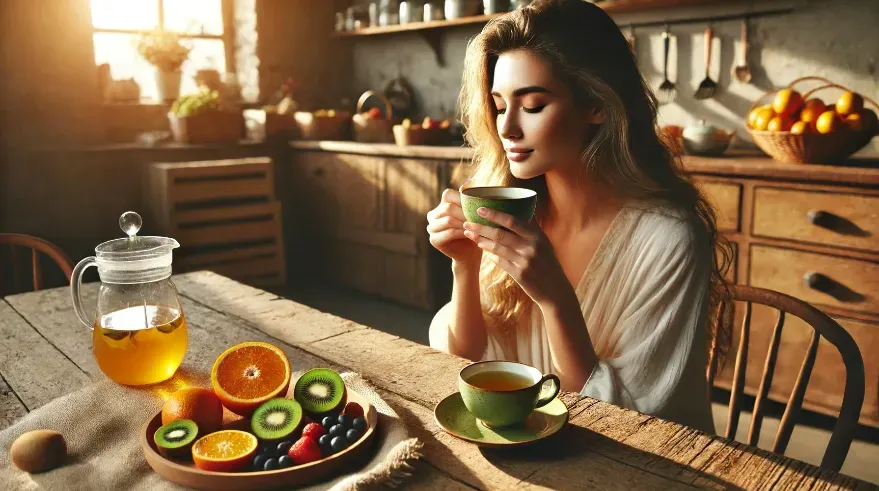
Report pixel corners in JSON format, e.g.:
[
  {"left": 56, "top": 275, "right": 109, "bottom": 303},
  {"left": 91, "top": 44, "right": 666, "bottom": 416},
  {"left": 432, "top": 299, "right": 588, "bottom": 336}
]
[{"left": 433, "top": 392, "right": 569, "bottom": 447}]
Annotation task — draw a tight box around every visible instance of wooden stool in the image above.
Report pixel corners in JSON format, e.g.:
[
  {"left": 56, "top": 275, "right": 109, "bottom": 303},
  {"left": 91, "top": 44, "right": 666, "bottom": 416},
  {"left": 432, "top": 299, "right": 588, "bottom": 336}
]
[{"left": 147, "top": 157, "right": 286, "bottom": 287}]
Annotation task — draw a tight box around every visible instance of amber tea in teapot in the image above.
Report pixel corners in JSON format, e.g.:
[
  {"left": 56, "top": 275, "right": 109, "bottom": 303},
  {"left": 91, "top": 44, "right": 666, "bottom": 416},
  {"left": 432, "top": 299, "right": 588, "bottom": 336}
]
[
  {"left": 72, "top": 211, "right": 188, "bottom": 386},
  {"left": 92, "top": 305, "right": 188, "bottom": 386}
]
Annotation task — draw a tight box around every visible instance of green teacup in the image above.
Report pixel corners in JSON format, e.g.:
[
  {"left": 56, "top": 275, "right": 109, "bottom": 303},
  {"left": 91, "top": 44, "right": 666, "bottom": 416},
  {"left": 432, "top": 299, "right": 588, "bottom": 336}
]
[
  {"left": 458, "top": 361, "right": 561, "bottom": 429},
  {"left": 460, "top": 186, "right": 537, "bottom": 228}
]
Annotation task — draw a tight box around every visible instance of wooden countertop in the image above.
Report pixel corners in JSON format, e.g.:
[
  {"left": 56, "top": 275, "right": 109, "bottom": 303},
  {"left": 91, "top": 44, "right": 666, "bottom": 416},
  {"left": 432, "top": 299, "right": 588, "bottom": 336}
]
[{"left": 289, "top": 141, "right": 879, "bottom": 187}]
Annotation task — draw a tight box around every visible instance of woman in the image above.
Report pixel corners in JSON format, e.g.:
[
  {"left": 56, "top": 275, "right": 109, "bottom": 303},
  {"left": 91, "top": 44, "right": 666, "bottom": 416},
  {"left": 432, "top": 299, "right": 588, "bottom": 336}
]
[{"left": 426, "top": 0, "right": 731, "bottom": 433}]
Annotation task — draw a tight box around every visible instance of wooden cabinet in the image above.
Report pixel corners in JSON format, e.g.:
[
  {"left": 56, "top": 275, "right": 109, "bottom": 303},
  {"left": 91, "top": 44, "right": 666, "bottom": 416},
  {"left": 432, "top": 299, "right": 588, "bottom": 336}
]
[
  {"left": 690, "top": 155, "right": 879, "bottom": 428},
  {"left": 282, "top": 148, "right": 455, "bottom": 310}
]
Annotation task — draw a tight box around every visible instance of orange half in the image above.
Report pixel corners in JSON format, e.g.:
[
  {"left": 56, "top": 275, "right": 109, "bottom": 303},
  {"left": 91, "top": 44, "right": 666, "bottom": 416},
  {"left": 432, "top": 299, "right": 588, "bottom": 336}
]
[
  {"left": 211, "top": 341, "right": 291, "bottom": 416},
  {"left": 191, "top": 430, "right": 258, "bottom": 473}
]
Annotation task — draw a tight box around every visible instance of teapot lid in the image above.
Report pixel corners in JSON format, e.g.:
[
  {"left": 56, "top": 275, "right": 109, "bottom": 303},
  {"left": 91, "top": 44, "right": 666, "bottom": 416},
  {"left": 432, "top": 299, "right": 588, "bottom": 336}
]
[{"left": 94, "top": 211, "right": 180, "bottom": 284}]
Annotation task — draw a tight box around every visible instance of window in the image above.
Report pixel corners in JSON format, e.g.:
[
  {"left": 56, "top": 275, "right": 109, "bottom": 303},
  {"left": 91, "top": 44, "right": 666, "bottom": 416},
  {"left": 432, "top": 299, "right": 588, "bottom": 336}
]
[{"left": 91, "top": 0, "right": 234, "bottom": 102}]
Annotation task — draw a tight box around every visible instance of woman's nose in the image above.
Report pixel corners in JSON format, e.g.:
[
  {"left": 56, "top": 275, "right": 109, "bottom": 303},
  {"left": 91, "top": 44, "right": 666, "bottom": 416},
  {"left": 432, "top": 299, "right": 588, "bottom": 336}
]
[{"left": 498, "top": 110, "right": 522, "bottom": 140}]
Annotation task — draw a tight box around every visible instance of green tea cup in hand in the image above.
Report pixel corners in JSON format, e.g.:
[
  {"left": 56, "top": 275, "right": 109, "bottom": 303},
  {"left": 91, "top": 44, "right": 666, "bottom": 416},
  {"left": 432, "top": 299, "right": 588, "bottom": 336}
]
[
  {"left": 458, "top": 361, "right": 561, "bottom": 429},
  {"left": 460, "top": 186, "right": 537, "bottom": 228}
]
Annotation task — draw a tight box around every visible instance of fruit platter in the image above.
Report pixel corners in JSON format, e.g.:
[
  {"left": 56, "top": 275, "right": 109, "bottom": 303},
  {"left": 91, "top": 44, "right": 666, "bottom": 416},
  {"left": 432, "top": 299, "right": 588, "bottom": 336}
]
[
  {"left": 140, "top": 342, "right": 378, "bottom": 491},
  {"left": 393, "top": 117, "right": 453, "bottom": 146}
]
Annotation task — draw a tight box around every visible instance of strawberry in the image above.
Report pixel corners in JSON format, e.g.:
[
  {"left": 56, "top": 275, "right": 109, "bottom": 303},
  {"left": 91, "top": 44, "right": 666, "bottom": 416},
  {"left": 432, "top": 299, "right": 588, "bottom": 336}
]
[
  {"left": 288, "top": 435, "right": 322, "bottom": 465},
  {"left": 302, "top": 422, "right": 325, "bottom": 441},
  {"left": 342, "top": 402, "right": 364, "bottom": 419}
]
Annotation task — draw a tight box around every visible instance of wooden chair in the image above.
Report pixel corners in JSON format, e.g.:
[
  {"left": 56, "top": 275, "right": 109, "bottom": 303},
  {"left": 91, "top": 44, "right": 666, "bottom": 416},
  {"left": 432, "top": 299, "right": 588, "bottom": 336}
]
[
  {"left": 708, "top": 285, "right": 865, "bottom": 472},
  {"left": 0, "top": 234, "right": 74, "bottom": 296}
]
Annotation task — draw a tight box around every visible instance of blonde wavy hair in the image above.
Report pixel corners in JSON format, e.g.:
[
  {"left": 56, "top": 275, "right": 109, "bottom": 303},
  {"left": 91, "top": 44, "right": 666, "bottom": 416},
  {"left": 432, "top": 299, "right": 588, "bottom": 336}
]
[{"left": 459, "top": 0, "right": 733, "bottom": 363}]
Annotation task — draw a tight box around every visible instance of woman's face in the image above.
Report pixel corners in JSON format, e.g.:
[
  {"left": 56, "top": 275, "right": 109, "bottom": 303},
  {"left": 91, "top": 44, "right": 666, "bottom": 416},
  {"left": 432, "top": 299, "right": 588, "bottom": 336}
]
[{"left": 491, "top": 50, "right": 599, "bottom": 180}]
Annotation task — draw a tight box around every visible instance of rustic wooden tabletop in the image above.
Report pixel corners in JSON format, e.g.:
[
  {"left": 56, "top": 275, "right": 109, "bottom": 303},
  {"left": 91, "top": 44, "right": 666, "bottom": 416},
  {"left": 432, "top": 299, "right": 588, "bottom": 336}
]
[{"left": 1, "top": 271, "right": 874, "bottom": 490}]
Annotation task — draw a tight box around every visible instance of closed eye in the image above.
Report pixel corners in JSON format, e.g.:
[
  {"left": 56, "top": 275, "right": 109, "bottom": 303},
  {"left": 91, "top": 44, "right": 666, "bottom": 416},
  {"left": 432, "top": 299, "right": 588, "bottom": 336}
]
[{"left": 524, "top": 105, "right": 546, "bottom": 114}]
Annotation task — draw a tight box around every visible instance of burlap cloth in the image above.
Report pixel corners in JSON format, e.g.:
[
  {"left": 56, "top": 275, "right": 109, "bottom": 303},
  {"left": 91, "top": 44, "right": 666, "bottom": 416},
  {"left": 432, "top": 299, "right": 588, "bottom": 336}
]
[{"left": 0, "top": 371, "right": 423, "bottom": 490}]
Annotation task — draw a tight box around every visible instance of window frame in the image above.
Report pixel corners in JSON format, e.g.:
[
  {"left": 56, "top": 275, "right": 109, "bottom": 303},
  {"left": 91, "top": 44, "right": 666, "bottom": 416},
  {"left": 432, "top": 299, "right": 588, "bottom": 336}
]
[{"left": 91, "top": 0, "right": 237, "bottom": 76}]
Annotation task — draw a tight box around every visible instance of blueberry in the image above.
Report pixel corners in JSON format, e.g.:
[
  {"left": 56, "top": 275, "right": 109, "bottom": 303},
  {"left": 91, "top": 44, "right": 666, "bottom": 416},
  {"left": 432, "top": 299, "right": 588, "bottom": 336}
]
[
  {"left": 278, "top": 455, "right": 294, "bottom": 468},
  {"left": 338, "top": 414, "right": 352, "bottom": 428},
  {"left": 318, "top": 434, "right": 332, "bottom": 447},
  {"left": 331, "top": 435, "right": 348, "bottom": 452},
  {"left": 253, "top": 454, "right": 268, "bottom": 469},
  {"left": 277, "top": 441, "right": 293, "bottom": 454},
  {"left": 352, "top": 417, "right": 367, "bottom": 432},
  {"left": 263, "top": 458, "right": 279, "bottom": 471},
  {"left": 322, "top": 416, "right": 336, "bottom": 428},
  {"left": 329, "top": 424, "right": 346, "bottom": 437},
  {"left": 259, "top": 443, "right": 278, "bottom": 457},
  {"left": 346, "top": 428, "right": 362, "bottom": 442}
]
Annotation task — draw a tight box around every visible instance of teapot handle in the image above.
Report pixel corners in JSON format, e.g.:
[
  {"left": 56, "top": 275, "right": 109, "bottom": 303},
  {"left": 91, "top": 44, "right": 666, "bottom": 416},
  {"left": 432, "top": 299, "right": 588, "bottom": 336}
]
[{"left": 70, "top": 257, "right": 97, "bottom": 330}]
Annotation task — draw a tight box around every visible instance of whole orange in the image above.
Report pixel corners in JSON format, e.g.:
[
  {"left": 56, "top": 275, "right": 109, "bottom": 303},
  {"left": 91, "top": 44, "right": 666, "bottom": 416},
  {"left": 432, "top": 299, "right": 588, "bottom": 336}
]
[
  {"left": 767, "top": 115, "right": 794, "bottom": 132},
  {"left": 815, "top": 111, "right": 840, "bottom": 134},
  {"left": 162, "top": 387, "right": 224, "bottom": 434},
  {"left": 790, "top": 121, "right": 811, "bottom": 135},
  {"left": 747, "top": 105, "right": 774, "bottom": 128},
  {"left": 773, "top": 89, "right": 803, "bottom": 118},
  {"left": 859, "top": 109, "right": 878, "bottom": 134},
  {"left": 836, "top": 91, "right": 864, "bottom": 117},
  {"left": 798, "top": 99, "right": 826, "bottom": 124},
  {"left": 845, "top": 113, "right": 864, "bottom": 132}
]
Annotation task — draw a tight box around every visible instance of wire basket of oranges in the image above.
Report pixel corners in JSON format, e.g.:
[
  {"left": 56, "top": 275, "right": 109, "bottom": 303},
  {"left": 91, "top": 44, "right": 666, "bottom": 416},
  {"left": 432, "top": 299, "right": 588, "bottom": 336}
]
[{"left": 746, "top": 76, "right": 878, "bottom": 164}]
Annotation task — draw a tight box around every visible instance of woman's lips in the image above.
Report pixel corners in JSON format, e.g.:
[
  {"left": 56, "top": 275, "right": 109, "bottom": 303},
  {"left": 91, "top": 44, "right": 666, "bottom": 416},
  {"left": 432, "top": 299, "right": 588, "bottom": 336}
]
[{"left": 506, "top": 148, "right": 534, "bottom": 162}]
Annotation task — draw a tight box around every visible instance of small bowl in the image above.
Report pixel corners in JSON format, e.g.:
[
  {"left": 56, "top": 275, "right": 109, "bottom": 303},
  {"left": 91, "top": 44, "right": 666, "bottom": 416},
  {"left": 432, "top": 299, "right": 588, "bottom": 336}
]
[{"left": 682, "top": 121, "right": 736, "bottom": 156}]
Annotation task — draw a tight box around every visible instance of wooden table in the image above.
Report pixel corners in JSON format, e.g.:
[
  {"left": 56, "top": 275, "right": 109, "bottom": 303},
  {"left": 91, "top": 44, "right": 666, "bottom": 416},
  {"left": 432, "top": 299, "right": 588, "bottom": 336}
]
[{"left": 1, "top": 272, "right": 874, "bottom": 490}]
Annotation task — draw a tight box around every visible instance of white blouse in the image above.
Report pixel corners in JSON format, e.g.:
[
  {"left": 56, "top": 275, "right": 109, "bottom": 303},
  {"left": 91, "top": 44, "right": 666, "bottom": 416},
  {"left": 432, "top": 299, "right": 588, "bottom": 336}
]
[{"left": 429, "top": 203, "right": 716, "bottom": 434}]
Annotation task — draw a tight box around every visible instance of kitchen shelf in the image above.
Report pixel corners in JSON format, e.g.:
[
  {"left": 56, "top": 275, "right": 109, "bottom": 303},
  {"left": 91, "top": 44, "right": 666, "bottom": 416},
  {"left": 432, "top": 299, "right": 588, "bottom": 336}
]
[{"left": 332, "top": 0, "right": 764, "bottom": 38}]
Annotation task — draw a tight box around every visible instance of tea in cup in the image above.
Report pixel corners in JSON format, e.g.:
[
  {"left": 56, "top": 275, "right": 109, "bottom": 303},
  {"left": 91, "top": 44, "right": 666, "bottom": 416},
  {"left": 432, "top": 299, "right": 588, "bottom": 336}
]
[
  {"left": 460, "top": 186, "right": 537, "bottom": 228},
  {"left": 458, "top": 361, "right": 560, "bottom": 428}
]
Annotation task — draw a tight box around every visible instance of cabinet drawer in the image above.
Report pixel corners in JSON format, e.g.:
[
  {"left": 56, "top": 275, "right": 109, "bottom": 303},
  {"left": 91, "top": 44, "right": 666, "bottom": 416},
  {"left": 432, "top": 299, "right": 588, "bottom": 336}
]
[
  {"left": 750, "top": 245, "right": 879, "bottom": 316},
  {"left": 753, "top": 187, "right": 879, "bottom": 253},
  {"left": 700, "top": 181, "right": 741, "bottom": 233}
]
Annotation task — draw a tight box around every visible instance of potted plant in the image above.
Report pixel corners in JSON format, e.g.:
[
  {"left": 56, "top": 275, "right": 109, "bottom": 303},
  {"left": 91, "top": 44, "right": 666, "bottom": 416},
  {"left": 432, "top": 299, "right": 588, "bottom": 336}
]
[{"left": 137, "top": 30, "right": 192, "bottom": 103}]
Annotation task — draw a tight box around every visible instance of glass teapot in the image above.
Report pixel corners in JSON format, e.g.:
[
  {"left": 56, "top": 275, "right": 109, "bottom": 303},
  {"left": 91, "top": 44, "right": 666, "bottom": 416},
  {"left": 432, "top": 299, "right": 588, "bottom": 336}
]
[{"left": 70, "top": 211, "right": 187, "bottom": 386}]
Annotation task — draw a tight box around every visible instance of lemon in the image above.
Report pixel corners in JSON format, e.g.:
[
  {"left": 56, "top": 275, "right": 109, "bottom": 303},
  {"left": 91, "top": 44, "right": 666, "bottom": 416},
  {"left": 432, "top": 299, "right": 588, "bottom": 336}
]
[
  {"left": 752, "top": 109, "right": 775, "bottom": 131},
  {"left": 767, "top": 115, "right": 794, "bottom": 132},
  {"left": 748, "top": 105, "right": 773, "bottom": 128},
  {"left": 773, "top": 89, "right": 804, "bottom": 117},
  {"left": 790, "top": 121, "right": 811, "bottom": 135},
  {"left": 815, "top": 111, "right": 839, "bottom": 134},
  {"left": 836, "top": 91, "right": 864, "bottom": 117},
  {"left": 845, "top": 113, "right": 864, "bottom": 132}
]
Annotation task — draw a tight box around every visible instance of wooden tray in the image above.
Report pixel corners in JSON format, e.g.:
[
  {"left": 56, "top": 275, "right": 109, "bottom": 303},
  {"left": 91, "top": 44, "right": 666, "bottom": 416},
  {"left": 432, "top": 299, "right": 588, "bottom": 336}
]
[{"left": 141, "top": 388, "right": 379, "bottom": 491}]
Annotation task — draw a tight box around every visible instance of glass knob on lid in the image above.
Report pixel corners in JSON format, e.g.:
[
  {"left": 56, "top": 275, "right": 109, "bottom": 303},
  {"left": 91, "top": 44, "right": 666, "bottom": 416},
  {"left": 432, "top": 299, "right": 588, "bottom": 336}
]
[{"left": 93, "top": 211, "right": 180, "bottom": 284}]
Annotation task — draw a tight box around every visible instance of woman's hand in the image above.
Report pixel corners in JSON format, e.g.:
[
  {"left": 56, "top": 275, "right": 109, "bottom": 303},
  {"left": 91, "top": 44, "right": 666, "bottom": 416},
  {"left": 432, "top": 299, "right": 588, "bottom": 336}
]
[
  {"left": 427, "top": 189, "right": 483, "bottom": 267},
  {"left": 463, "top": 207, "right": 572, "bottom": 308}
]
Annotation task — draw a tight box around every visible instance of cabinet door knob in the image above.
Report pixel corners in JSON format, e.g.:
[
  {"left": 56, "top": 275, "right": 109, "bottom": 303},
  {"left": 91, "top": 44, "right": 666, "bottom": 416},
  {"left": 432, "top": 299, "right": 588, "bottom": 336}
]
[
  {"left": 803, "top": 271, "right": 834, "bottom": 292},
  {"left": 314, "top": 167, "right": 324, "bottom": 177},
  {"left": 807, "top": 210, "right": 831, "bottom": 227}
]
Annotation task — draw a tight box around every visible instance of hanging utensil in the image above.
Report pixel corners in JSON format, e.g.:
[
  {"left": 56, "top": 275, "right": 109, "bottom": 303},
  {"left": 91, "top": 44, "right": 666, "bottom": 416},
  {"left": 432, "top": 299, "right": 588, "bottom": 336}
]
[
  {"left": 657, "top": 24, "right": 677, "bottom": 105},
  {"left": 626, "top": 25, "right": 636, "bottom": 56},
  {"left": 694, "top": 25, "right": 718, "bottom": 100},
  {"left": 732, "top": 17, "right": 752, "bottom": 84}
]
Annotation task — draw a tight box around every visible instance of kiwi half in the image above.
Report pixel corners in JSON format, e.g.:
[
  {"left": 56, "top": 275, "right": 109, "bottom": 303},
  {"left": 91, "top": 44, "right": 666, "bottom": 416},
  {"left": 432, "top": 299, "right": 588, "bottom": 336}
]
[
  {"left": 154, "top": 419, "right": 199, "bottom": 459},
  {"left": 251, "top": 398, "right": 303, "bottom": 441},
  {"left": 293, "top": 368, "right": 347, "bottom": 416}
]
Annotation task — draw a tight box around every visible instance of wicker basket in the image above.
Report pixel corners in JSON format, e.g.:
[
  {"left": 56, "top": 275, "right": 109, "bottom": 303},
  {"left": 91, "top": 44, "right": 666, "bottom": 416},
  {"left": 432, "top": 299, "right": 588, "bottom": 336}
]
[
  {"left": 392, "top": 123, "right": 451, "bottom": 146},
  {"left": 294, "top": 110, "right": 352, "bottom": 141},
  {"left": 168, "top": 110, "right": 244, "bottom": 144},
  {"left": 747, "top": 76, "right": 878, "bottom": 165},
  {"left": 353, "top": 91, "right": 394, "bottom": 143}
]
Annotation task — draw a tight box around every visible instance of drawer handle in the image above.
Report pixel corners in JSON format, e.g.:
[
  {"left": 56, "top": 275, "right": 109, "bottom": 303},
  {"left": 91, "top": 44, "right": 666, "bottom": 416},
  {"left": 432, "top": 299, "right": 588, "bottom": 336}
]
[
  {"left": 803, "top": 271, "right": 866, "bottom": 303},
  {"left": 806, "top": 210, "right": 832, "bottom": 227},
  {"left": 806, "top": 210, "right": 869, "bottom": 237},
  {"left": 803, "top": 271, "right": 834, "bottom": 292}
]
